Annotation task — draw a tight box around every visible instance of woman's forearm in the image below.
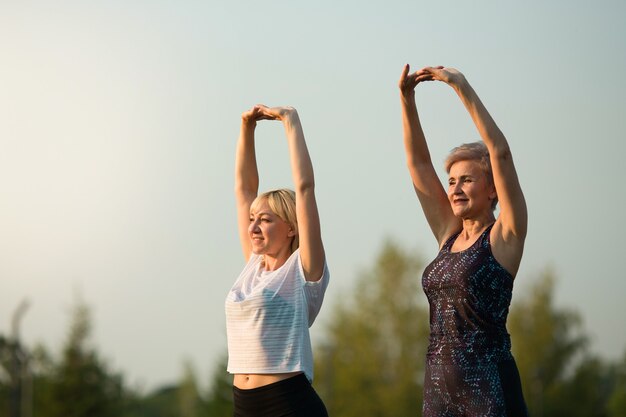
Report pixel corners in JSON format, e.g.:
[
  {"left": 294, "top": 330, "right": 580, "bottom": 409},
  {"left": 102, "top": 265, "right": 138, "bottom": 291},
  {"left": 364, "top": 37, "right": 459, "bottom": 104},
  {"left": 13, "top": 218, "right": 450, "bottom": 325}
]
[
  {"left": 452, "top": 78, "right": 510, "bottom": 157},
  {"left": 234, "top": 121, "right": 259, "bottom": 198},
  {"left": 401, "top": 94, "right": 433, "bottom": 168},
  {"left": 282, "top": 110, "right": 315, "bottom": 193}
]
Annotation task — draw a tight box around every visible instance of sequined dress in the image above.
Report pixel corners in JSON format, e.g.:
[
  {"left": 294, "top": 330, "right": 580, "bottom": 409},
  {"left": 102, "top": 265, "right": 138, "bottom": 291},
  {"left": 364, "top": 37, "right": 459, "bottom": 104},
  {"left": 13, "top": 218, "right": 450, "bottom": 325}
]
[{"left": 421, "top": 224, "right": 528, "bottom": 417}]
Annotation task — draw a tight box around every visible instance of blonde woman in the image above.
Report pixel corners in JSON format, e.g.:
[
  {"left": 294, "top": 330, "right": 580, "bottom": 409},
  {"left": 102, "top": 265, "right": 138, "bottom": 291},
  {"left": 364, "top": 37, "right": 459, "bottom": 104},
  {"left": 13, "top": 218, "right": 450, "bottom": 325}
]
[
  {"left": 399, "top": 65, "right": 528, "bottom": 416},
  {"left": 226, "top": 105, "right": 329, "bottom": 417}
]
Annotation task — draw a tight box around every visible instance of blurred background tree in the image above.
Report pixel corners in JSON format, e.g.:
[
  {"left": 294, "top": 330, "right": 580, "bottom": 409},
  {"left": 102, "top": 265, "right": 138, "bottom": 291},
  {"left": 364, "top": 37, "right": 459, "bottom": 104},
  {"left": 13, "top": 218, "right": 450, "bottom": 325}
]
[
  {"left": 2, "top": 241, "right": 626, "bottom": 416},
  {"left": 43, "top": 298, "right": 125, "bottom": 417},
  {"left": 607, "top": 351, "right": 626, "bottom": 417},
  {"left": 313, "top": 240, "right": 429, "bottom": 417},
  {"left": 508, "top": 269, "right": 588, "bottom": 416},
  {"left": 204, "top": 355, "right": 233, "bottom": 417}
]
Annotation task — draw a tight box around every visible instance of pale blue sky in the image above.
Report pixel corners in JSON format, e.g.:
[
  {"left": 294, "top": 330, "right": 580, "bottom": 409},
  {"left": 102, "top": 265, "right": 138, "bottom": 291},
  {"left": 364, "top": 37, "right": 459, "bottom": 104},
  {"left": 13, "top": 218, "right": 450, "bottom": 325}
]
[{"left": 1, "top": 1, "right": 625, "bottom": 390}]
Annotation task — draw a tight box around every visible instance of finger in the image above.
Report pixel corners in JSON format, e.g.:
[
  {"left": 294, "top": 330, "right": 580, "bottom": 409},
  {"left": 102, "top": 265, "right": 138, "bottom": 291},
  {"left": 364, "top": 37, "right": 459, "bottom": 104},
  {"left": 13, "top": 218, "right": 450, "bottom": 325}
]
[
  {"left": 429, "top": 66, "right": 445, "bottom": 74},
  {"left": 414, "top": 68, "right": 431, "bottom": 77},
  {"left": 258, "top": 107, "right": 280, "bottom": 121},
  {"left": 420, "top": 65, "right": 443, "bottom": 73},
  {"left": 254, "top": 105, "right": 270, "bottom": 115},
  {"left": 415, "top": 74, "right": 434, "bottom": 83},
  {"left": 398, "top": 64, "right": 411, "bottom": 88},
  {"left": 417, "top": 67, "right": 444, "bottom": 82},
  {"left": 401, "top": 63, "right": 410, "bottom": 80},
  {"left": 411, "top": 69, "right": 431, "bottom": 80}
]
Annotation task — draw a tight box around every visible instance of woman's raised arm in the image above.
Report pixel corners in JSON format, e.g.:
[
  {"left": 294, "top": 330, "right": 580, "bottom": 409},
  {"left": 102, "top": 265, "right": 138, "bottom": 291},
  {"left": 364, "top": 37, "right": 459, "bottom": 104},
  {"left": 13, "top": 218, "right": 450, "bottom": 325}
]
[
  {"left": 420, "top": 67, "right": 528, "bottom": 272},
  {"left": 257, "top": 105, "right": 325, "bottom": 282},
  {"left": 234, "top": 106, "right": 265, "bottom": 261},
  {"left": 399, "top": 64, "right": 460, "bottom": 245}
]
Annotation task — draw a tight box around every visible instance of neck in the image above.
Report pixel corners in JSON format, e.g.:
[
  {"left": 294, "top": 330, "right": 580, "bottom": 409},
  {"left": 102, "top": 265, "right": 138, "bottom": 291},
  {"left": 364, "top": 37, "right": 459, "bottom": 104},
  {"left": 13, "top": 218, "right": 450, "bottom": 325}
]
[
  {"left": 459, "top": 214, "right": 495, "bottom": 238},
  {"left": 262, "top": 247, "right": 293, "bottom": 271}
]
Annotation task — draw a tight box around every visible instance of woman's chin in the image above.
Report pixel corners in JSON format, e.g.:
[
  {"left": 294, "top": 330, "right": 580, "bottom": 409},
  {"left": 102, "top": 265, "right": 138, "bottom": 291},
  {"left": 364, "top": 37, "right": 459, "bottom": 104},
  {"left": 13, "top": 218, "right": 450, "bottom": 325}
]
[{"left": 452, "top": 209, "right": 466, "bottom": 218}]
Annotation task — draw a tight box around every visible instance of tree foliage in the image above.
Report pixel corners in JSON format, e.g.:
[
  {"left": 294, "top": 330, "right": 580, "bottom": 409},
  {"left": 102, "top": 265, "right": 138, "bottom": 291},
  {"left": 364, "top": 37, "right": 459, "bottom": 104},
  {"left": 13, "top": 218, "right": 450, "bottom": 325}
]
[
  {"left": 314, "top": 240, "right": 429, "bottom": 417},
  {"left": 204, "top": 355, "right": 233, "bottom": 417},
  {"left": 178, "top": 361, "right": 201, "bottom": 417},
  {"left": 311, "top": 242, "right": 626, "bottom": 417},
  {"left": 508, "top": 269, "right": 625, "bottom": 417},
  {"left": 2, "top": 245, "right": 626, "bottom": 415},
  {"left": 607, "top": 351, "right": 626, "bottom": 417},
  {"left": 44, "top": 299, "right": 125, "bottom": 417}
]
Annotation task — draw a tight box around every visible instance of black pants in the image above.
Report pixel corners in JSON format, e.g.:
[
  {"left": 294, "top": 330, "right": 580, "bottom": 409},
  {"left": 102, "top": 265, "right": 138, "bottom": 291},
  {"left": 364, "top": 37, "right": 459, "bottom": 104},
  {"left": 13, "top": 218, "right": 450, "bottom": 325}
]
[{"left": 233, "top": 373, "right": 328, "bottom": 417}]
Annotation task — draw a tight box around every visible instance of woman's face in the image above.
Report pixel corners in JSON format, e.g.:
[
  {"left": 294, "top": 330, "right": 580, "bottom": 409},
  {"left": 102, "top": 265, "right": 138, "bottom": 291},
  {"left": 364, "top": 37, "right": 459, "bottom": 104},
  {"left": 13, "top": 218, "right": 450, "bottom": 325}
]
[
  {"left": 248, "top": 199, "right": 295, "bottom": 256},
  {"left": 447, "top": 160, "right": 496, "bottom": 219}
]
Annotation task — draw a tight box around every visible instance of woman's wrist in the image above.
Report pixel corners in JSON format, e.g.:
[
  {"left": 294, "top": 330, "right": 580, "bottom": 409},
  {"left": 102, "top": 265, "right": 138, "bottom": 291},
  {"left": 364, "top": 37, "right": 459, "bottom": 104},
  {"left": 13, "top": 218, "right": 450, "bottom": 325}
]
[
  {"left": 449, "top": 73, "right": 469, "bottom": 93},
  {"left": 241, "top": 118, "right": 257, "bottom": 129},
  {"left": 281, "top": 108, "right": 300, "bottom": 127},
  {"left": 400, "top": 90, "right": 416, "bottom": 105}
]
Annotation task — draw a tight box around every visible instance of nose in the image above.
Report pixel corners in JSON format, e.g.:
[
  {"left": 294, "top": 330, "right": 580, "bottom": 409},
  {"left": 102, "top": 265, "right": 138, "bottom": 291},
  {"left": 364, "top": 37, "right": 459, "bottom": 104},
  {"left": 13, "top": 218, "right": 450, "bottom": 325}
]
[
  {"left": 249, "top": 219, "right": 261, "bottom": 234},
  {"left": 452, "top": 182, "right": 463, "bottom": 194}
]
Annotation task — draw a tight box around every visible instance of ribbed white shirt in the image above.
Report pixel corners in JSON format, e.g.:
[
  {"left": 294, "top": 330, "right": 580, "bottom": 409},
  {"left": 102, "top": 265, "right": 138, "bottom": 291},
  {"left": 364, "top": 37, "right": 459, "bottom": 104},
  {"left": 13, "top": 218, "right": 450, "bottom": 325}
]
[{"left": 225, "top": 249, "right": 329, "bottom": 382}]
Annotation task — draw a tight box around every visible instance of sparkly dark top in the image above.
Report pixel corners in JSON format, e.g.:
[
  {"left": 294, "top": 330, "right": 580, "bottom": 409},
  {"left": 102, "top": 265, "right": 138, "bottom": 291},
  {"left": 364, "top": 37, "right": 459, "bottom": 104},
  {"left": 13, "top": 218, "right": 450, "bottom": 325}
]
[{"left": 422, "top": 224, "right": 514, "bottom": 365}]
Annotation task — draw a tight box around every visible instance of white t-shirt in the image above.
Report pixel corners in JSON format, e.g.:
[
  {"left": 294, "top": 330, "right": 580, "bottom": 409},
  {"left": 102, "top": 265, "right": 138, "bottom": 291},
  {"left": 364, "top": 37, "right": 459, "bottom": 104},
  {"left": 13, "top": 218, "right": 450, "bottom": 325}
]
[{"left": 225, "top": 249, "right": 329, "bottom": 382}]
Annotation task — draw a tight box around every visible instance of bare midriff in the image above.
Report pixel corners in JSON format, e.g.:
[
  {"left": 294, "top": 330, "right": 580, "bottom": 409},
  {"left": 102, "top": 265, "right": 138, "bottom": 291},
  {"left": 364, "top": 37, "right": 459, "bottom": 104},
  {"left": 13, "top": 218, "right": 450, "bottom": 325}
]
[{"left": 233, "top": 372, "right": 304, "bottom": 389}]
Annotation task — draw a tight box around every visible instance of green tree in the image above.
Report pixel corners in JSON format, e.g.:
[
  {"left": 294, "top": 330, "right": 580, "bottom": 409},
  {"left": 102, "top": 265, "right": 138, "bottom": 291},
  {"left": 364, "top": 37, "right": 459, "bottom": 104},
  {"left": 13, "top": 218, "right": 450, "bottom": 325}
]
[
  {"left": 508, "top": 269, "right": 588, "bottom": 417},
  {"left": 607, "top": 350, "right": 626, "bottom": 417},
  {"left": 43, "top": 298, "right": 125, "bottom": 417},
  {"left": 126, "top": 384, "right": 179, "bottom": 417},
  {"left": 0, "top": 335, "right": 40, "bottom": 417},
  {"left": 314, "top": 240, "right": 429, "bottom": 417},
  {"left": 204, "top": 354, "right": 233, "bottom": 417},
  {"left": 546, "top": 355, "right": 616, "bottom": 417},
  {"left": 178, "top": 360, "right": 204, "bottom": 417},
  {"left": 29, "top": 343, "right": 56, "bottom": 417},
  {"left": 0, "top": 335, "right": 15, "bottom": 416}
]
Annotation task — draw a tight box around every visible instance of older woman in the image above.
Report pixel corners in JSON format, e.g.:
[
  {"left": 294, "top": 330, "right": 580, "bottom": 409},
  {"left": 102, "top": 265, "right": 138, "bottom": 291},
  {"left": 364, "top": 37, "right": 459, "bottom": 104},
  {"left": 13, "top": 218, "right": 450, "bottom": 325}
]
[
  {"left": 226, "top": 105, "right": 329, "bottom": 417},
  {"left": 399, "top": 65, "right": 529, "bottom": 417}
]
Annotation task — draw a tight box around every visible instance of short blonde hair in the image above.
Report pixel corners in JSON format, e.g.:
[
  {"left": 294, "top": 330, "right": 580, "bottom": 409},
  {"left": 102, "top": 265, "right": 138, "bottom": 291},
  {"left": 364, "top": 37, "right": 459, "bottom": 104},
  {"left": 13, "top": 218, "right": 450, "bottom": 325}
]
[
  {"left": 445, "top": 142, "right": 498, "bottom": 210},
  {"left": 250, "top": 189, "right": 298, "bottom": 253}
]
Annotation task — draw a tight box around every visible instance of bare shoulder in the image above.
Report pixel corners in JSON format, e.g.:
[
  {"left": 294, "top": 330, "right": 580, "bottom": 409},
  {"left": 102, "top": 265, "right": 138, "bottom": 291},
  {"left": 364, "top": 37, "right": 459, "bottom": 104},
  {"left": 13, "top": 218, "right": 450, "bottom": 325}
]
[{"left": 489, "top": 220, "right": 526, "bottom": 278}]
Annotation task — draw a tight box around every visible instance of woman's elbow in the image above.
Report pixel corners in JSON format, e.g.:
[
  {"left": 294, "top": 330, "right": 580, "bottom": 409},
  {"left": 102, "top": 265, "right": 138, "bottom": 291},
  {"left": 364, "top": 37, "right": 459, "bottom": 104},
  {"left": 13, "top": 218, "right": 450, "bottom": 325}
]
[{"left": 295, "top": 179, "right": 315, "bottom": 194}]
